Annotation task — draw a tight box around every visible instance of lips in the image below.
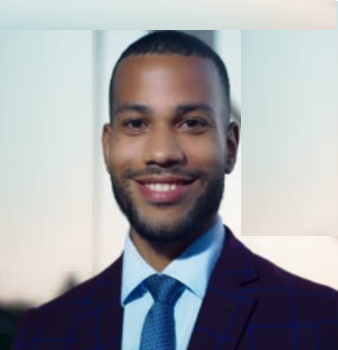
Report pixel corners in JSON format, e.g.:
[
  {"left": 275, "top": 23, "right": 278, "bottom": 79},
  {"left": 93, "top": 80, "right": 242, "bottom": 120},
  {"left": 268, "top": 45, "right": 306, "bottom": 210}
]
[{"left": 134, "top": 176, "right": 197, "bottom": 204}]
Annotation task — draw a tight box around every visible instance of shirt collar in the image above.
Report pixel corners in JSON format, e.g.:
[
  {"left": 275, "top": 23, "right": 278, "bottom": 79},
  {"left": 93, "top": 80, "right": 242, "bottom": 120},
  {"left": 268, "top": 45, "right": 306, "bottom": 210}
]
[{"left": 121, "top": 216, "right": 225, "bottom": 307}]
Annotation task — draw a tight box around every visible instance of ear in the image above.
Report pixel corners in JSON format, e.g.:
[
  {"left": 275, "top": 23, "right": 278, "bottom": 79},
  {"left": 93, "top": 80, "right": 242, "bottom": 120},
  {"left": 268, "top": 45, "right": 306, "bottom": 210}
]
[
  {"left": 225, "top": 121, "right": 240, "bottom": 174},
  {"left": 102, "top": 123, "right": 112, "bottom": 173}
]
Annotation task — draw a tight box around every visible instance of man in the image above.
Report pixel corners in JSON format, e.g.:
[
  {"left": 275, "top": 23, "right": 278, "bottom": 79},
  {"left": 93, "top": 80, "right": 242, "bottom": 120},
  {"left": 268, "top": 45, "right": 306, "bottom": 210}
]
[{"left": 13, "top": 31, "right": 338, "bottom": 350}]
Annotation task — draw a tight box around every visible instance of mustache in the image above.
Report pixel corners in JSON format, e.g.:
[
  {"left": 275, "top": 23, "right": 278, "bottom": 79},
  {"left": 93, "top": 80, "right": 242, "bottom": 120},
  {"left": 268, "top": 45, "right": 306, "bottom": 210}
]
[{"left": 121, "top": 166, "right": 206, "bottom": 181}]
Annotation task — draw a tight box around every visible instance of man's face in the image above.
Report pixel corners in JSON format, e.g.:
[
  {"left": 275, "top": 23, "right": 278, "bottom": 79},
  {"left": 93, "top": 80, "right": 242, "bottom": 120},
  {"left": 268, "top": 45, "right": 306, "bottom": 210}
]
[{"left": 102, "top": 55, "right": 239, "bottom": 243}]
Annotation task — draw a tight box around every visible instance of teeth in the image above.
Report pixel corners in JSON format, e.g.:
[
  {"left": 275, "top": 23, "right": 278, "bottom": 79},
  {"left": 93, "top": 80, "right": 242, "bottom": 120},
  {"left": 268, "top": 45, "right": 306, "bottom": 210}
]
[{"left": 146, "top": 183, "right": 179, "bottom": 192}]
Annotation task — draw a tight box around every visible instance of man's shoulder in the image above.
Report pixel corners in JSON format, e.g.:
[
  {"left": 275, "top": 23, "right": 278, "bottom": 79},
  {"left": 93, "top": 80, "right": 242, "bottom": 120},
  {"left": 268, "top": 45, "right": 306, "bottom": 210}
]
[
  {"left": 224, "top": 229, "right": 338, "bottom": 301},
  {"left": 210, "top": 232, "right": 338, "bottom": 348},
  {"left": 42, "top": 255, "right": 122, "bottom": 311},
  {"left": 220, "top": 230, "right": 338, "bottom": 321},
  {"left": 250, "top": 249, "right": 338, "bottom": 318},
  {"left": 253, "top": 250, "right": 338, "bottom": 294},
  {"left": 14, "top": 256, "right": 123, "bottom": 341}
]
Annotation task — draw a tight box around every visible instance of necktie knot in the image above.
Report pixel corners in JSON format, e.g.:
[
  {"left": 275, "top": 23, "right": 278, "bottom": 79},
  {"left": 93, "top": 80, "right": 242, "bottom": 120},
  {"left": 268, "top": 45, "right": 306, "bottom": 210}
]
[{"left": 145, "top": 274, "right": 185, "bottom": 305}]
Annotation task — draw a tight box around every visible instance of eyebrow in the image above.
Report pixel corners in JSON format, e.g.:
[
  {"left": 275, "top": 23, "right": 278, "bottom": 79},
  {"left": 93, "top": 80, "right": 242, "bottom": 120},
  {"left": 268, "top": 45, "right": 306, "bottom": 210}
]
[
  {"left": 114, "top": 102, "right": 215, "bottom": 119},
  {"left": 114, "top": 103, "right": 153, "bottom": 116},
  {"left": 175, "top": 104, "right": 215, "bottom": 118}
]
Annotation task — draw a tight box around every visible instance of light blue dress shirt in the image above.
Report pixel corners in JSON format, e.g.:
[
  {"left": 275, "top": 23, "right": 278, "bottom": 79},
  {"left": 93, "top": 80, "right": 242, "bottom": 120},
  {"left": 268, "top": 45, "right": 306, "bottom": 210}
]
[{"left": 121, "top": 216, "right": 226, "bottom": 350}]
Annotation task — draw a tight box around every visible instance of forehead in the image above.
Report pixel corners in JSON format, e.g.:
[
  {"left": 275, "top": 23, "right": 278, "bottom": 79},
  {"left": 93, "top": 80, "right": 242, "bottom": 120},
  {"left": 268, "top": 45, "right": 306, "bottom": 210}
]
[{"left": 112, "top": 55, "right": 224, "bottom": 111}]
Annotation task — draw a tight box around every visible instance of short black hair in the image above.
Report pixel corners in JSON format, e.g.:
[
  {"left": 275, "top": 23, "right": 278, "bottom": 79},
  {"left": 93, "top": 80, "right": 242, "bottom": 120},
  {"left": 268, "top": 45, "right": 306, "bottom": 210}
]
[{"left": 109, "top": 30, "right": 231, "bottom": 124}]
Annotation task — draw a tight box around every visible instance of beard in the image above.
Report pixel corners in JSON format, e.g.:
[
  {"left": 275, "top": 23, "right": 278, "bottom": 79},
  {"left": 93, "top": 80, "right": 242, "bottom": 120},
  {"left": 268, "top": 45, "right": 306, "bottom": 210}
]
[{"left": 109, "top": 165, "right": 225, "bottom": 243}]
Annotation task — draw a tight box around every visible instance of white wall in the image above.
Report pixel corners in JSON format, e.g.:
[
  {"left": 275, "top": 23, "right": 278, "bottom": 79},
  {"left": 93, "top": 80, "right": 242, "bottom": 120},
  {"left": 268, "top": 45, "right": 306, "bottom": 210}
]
[
  {"left": 0, "top": 0, "right": 335, "bottom": 29},
  {"left": 242, "top": 30, "right": 338, "bottom": 237},
  {"left": 0, "top": 31, "right": 93, "bottom": 304},
  {"left": 240, "top": 30, "right": 338, "bottom": 290}
]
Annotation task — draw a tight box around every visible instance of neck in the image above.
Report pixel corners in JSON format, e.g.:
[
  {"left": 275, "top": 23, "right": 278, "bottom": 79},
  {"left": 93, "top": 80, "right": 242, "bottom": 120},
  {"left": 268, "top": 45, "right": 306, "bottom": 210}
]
[{"left": 130, "top": 216, "right": 217, "bottom": 272}]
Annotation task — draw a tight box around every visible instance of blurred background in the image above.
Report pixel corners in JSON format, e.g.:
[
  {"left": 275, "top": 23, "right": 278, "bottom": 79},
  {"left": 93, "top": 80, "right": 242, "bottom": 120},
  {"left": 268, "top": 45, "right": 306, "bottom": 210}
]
[
  {"left": 0, "top": 0, "right": 335, "bottom": 29},
  {"left": 242, "top": 30, "right": 338, "bottom": 237},
  {"left": 0, "top": 30, "right": 337, "bottom": 348}
]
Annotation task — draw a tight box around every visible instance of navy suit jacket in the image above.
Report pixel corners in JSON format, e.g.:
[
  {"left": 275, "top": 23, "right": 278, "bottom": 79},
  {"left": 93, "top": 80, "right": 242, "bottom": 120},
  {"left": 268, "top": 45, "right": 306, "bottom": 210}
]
[{"left": 13, "top": 228, "right": 338, "bottom": 350}]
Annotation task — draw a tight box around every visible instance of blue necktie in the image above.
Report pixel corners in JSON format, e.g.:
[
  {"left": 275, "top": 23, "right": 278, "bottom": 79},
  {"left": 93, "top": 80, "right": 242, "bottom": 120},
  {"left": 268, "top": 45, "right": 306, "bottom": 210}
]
[{"left": 139, "top": 274, "right": 185, "bottom": 350}]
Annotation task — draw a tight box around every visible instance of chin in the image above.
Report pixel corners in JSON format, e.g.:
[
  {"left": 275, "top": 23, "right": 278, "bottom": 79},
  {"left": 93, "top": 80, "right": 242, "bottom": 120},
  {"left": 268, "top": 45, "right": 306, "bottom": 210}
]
[{"left": 131, "top": 212, "right": 202, "bottom": 243}]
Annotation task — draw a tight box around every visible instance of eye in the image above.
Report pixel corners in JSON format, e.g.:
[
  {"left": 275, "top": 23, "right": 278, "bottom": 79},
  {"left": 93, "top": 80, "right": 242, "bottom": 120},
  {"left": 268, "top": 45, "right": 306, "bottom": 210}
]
[
  {"left": 122, "top": 118, "right": 147, "bottom": 130},
  {"left": 180, "top": 118, "right": 208, "bottom": 130}
]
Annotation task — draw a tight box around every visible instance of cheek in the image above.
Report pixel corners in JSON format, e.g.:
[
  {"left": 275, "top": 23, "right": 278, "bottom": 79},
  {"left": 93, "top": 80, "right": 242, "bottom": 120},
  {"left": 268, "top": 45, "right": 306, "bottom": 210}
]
[
  {"left": 184, "top": 137, "right": 225, "bottom": 170},
  {"left": 110, "top": 139, "right": 142, "bottom": 171}
]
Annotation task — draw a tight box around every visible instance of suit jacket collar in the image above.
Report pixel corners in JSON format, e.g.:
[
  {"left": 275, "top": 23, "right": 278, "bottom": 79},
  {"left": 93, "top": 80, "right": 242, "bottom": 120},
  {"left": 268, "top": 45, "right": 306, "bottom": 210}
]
[{"left": 97, "top": 226, "right": 259, "bottom": 350}]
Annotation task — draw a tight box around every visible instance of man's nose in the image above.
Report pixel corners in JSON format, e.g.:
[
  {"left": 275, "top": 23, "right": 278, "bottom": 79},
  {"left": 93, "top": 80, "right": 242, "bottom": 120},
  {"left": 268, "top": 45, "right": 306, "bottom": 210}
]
[{"left": 142, "top": 126, "right": 185, "bottom": 167}]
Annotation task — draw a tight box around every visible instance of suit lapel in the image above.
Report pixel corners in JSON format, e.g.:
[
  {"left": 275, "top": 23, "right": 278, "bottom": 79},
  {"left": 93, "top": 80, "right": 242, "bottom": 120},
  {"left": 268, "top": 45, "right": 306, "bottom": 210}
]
[{"left": 188, "top": 227, "right": 259, "bottom": 350}]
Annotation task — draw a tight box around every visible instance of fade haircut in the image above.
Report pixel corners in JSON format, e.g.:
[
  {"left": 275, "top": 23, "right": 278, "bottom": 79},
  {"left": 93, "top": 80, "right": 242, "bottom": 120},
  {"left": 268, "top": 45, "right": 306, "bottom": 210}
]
[{"left": 108, "top": 30, "right": 231, "bottom": 125}]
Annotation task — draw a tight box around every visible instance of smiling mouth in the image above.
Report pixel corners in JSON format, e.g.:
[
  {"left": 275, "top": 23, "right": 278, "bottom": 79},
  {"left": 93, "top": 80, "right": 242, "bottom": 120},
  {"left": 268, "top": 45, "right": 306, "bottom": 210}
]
[{"left": 135, "top": 179, "right": 197, "bottom": 204}]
